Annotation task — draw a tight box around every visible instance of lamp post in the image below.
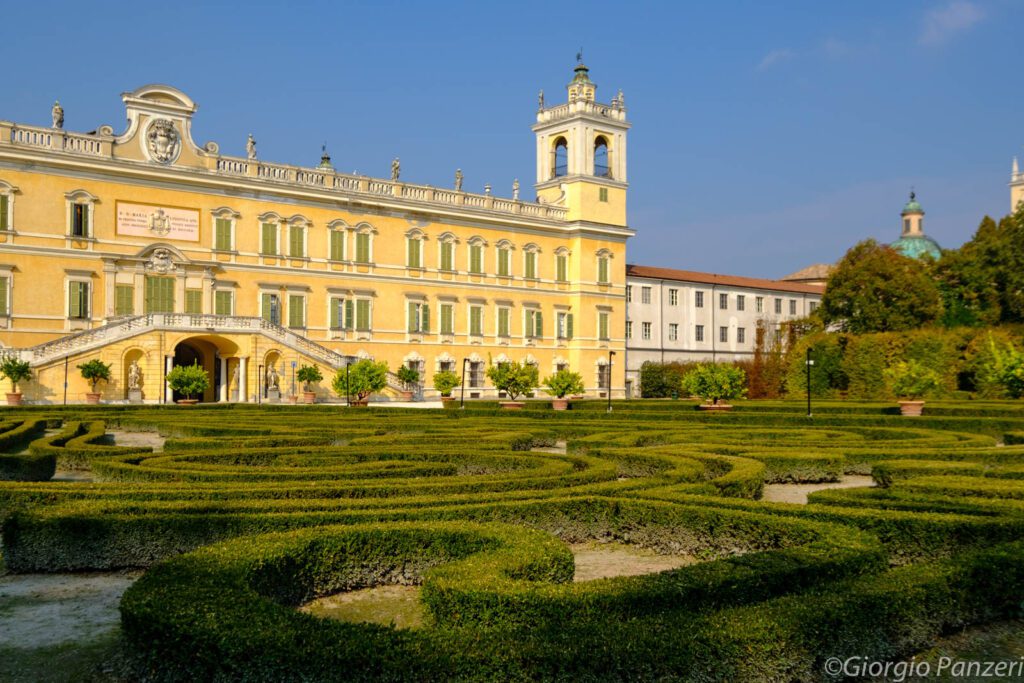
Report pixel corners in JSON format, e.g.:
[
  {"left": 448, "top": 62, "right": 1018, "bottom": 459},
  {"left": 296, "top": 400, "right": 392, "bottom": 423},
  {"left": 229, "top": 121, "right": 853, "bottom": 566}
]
[
  {"left": 460, "top": 358, "right": 470, "bottom": 409},
  {"left": 257, "top": 364, "right": 263, "bottom": 405},
  {"left": 606, "top": 350, "right": 616, "bottom": 413},
  {"left": 346, "top": 362, "right": 351, "bottom": 407},
  {"left": 806, "top": 348, "right": 814, "bottom": 418}
]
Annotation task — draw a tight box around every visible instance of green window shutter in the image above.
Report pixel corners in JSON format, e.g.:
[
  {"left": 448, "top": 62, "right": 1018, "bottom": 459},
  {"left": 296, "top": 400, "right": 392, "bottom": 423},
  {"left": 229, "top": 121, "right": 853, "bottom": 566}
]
[
  {"left": 356, "top": 234, "right": 370, "bottom": 263},
  {"left": 144, "top": 277, "right": 174, "bottom": 314},
  {"left": 470, "top": 307, "right": 481, "bottom": 335},
  {"left": 421, "top": 303, "right": 429, "bottom": 333},
  {"left": 557, "top": 255, "right": 567, "bottom": 282},
  {"left": 215, "top": 218, "right": 231, "bottom": 250},
  {"left": 215, "top": 290, "right": 232, "bottom": 316},
  {"left": 598, "top": 257, "right": 608, "bottom": 283},
  {"left": 497, "top": 248, "right": 509, "bottom": 277},
  {"left": 441, "top": 304, "right": 453, "bottom": 334},
  {"left": 329, "top": 298, "right": 341, "bottom": 328},
  {"left": 356, "top": 299, "right": 370, "bottom": 330},
  {"left": 69, "top": 281, "right": 87, "bottom": 318},
  {"left": 567, "top": 313, "right": 574, "bottom": 340},
  {"left": 185, "top": 289, "right": 202, "bottom": 314},
  {"left": 498, "top": 308, "right": 509, "bottom": 336},
  {"left": 440, "top": 242, "right": 452, "bottom": 271},
  {"left": 0, "top": 277, "right": 8, "bottom": 315},
  {"left": 535, "top": 311, "right": 543, "bottom": 338},
  {"left": 330, "top": 231, "right": 344, "bottom": 261},
  {"left": 407, "top": 239, "right": 421, "bottom": 268},
  {"left": 525, "top": 253, "right": 536, "bottom": 279},
  {"left": 0, "top": 196, "right": 8, "bottom": 230},
  {"left": 261, "top": 293, "right": 273, "bottom": 321},
  {"left": 408, "top": 301, "right": 417, "bottom": 332},
  {"left": 470, "top": 245, "right": 482, "bottom": 274},
  {"left": 114, "top": 285, "right": 134, "bottom": 316},
  {"left": 599, "top": 312, "right": 609, "bottom": 340},
  {"left": 525, "top": 311, "right": 534, "bottom": 338},
  {"left": 261, "top": 223, "right": 276, "bottom": 255},
  {"left": 289, "top": 226, "right": 304, "bottom": 258},
  {"left": 345, "top": 299, "right": 354, "bottom": 329},
  {"left": 288, "top": 295, "right": 304, "bottom": 328}
]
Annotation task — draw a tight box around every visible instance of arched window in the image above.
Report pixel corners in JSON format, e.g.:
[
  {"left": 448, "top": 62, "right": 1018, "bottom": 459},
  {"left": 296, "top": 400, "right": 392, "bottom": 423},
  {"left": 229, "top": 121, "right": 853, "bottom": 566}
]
[
  {"left": 553, "top": 137, "right": 568, "bottom": 178},
  {"left": 594, "top": 136, "right": 609, "bottom": 178}
]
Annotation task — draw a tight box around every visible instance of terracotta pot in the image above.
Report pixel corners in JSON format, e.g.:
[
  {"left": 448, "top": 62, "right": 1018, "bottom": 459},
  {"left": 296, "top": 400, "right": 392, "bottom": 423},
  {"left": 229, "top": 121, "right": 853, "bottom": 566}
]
[
  {"left": 5, "top": 392, "right": 22, "bottom": 406},
  {"left": 552, "top": 398, "right": 569, "bottom": 411},
  {"left": 303, "top": 391, "right": 316, "bottom": 404},
  {"left": 898, "top": 400, "right": 925, "bottom": 416},
  {"left": 176, "top": 398, "right": 199, "bottom": 405},
  {"left": 287, "top": 394, "right": 299, "bottom": 404},
  {"left": 697, "top": 402, "right": 733, "bottom": 411},
  {"left": 349, "top": 399, "right": 369, "bottom": 407},
  {"left": 85, "top": 392, "right": 101, "bottom": 405},
  {"left": 398, "top": 390, "right": 414, "bottom": 401},
  {"left": 500, "top": 401, "right": 525, "bottom": 410}
]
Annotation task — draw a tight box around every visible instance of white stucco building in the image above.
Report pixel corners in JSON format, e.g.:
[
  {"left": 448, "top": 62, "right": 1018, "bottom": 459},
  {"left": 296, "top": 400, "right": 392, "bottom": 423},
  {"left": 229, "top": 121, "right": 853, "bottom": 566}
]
[{"left": 624, "top": 264, "right": 823, "bottom": 396}]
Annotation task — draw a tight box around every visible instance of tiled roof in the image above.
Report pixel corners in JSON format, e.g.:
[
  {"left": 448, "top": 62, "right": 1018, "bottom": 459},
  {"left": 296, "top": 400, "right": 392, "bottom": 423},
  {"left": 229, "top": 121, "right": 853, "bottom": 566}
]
[
  {"left": 626, "top": 264, "right": 825, "bottom": 295},
  {"left": 781, "top": 263, "right": 834, "bottom": 282}
]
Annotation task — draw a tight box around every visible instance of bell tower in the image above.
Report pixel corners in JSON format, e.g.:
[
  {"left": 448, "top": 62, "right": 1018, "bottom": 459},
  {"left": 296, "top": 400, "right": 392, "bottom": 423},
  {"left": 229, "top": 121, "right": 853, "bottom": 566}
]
[{"left": 533, "top": 61, "right": 630, "bottom": 226}]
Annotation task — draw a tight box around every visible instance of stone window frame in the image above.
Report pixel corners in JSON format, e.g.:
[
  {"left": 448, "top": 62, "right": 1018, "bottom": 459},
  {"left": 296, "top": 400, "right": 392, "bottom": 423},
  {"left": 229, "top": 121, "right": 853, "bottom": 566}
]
[
  {"left": 64, "top": 269, "right": 94, "bottom": 329},
  {"left": 326, "top": 219, "right": 349, "bottom": 262},
  {"left": 554, "top": 246, "right": 571, "bottom": 283},
  {"left": 405, "top": 228, "right": 427, "bottom": 270},
  {"left": 257, "top": 211, "right": 283, "bottom": 257},
  {"left": 495, "top": 239, "right": 514, "bottom": 278},
  {"left": 467, "top": 236, "right": 488, "bottom": 275},
  {"left": 437, "top": 232, "right": 459, "bottom": 272},
  {"left": 210, "top": 206, "right": 240, "bottom": 252},
  {"left": 65, "top": 189, "right": 98, "bottom": 239},
  {"left": 352, "top": 222, "right": 377, "bottom": 265},
  {"left": 0, "top": 265, "right": 14, "bottom": 319},
  {"left": 522, "top": 243, "right": 541, "bottom": 281},
  {"left": 285, "top": 214, "right": 312, "bottom": 261},
  {"left": 595, "top": 248, "right": 613, "bottom": 284},
  {"left": 0, "top": 180, "right": 20, "bottom": 233}
]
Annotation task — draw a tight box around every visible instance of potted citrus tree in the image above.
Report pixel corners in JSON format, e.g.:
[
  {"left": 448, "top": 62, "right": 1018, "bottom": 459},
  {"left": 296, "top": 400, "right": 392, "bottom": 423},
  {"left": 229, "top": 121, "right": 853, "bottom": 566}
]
[
  {"left": 396, "top": 365, "right": 420, "bottom": 401},
  {"left": 297, "top": 365, "right": 323, "bottom": 404},
  {"left": 543, "top": 368, "right": 584, "bottom": 411},
  {"left": 432, "top": 369, "right": 461, "bottom": 404},
  {"left": 682, "top": 362, "right": 746, "bottom": 411},
  {"left": 486, "top": 361, "right": 538, "bottom": 409},
  {"left": 166, "top": 362, "right": 210, "bottom": 405},
  {"left": 885, "top": 360, "right": 941, "bottom": 416},
  {"left": 77, "top": 358, "right": 111, "bottom": 404},
  {"left": 333, "top": 359, "right": 388, "bottom": 406},
  {"left": 0, "top": 356, "right": 32, "bottom": 406}
]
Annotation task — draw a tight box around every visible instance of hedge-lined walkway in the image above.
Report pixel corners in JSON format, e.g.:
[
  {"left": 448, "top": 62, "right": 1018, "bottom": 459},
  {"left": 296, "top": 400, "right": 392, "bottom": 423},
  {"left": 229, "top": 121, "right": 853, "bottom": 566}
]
[{"left": 1, "top": 400, "right": 1023, "bottom": 681}]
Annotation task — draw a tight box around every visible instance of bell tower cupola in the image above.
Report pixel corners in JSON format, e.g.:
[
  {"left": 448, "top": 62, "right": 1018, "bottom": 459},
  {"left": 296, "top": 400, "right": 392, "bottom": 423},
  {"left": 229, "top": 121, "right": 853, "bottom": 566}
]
[{"left": 533, "top": 60, "right": 630, "bottom": 226}]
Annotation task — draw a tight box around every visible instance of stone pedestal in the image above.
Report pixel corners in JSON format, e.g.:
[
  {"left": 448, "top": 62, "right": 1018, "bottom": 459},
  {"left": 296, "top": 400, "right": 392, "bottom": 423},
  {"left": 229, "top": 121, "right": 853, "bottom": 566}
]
[
  {"left": 231, "top": 389, "right": 239, "bottom": 402},
  {"left": 268, "top": 388, "right": 281, "bottom": 402},
  {"left": 128, "top": 389, "right": 143, "bottom": 404}
]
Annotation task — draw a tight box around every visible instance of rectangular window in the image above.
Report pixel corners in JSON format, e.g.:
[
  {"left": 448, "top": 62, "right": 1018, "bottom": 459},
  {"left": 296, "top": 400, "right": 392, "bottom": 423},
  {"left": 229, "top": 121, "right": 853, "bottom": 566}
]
[
  {"left": 408, "top": 301, "right": 430, "bottom": 333},
  {"left": 407, "top": 238, "right": 422, "bottom": 268},
  {"left": 289, "top": 226, "right": 306, "bottom": 258},
  {"left": 497, "top": 307, "right": 510, "bottom": 337},
  {"left": 114, "top": 284, "right": 134, "bottom": 316},
  {"left": 524, "top": 251, "right": 537, "bottom": 279},
  {"left": 215, "top": 290, "right": 233, "bottom": 316},
  {"left": 71, "top": 204, "right": 89, "bottom": 237},
  {"left": 719, "top": 293, "right": 728, "bottom": 310},
  {"left": 789, "top": 299, "right": 797, "bottom": 315},
  {"left": 0, "top": 276, "right": 8, "bottom": 315},
  {"left": 440, "top": 242, "right": 454, "bottom": 271},
  {"left": 625, "top": 320, "right": 632, "bottom": 339},
  {"left": 261, "top": 293, "right": 280, "bottom": 325},
  {"left": 260, "top": 223, "right": 277, "bottom": 255},
  {"left": 469, "top": 305, "right": 483, "bottom": 336},
  {"left": 598, "top": 311, "right": 609, "bottom": 341},
  {"left": 355, "top": 299, "right": 371, "bottom": 331},
  {"left": 756, "top": 296, "right": 764, "bottom": 313},
  {"left": 440, "top": 303, "right": 454, "bottom": 335},
  {"left": 737, "top": 295, "right": 745, "bottom": 311},
  {"left": 497, "top": 248, "right": 510, "bottom": 277},
  {"left": 469, "top": 361, "right": 484, "bottom": 388},
  {"left": 774, "top": 298, "right": 782, "bottom": 314},
  {"left": 669, "top": 288, "right": 678, "bottom": 306},
  {"left": 68, "top": 281, "right": 89, "bottom": 319},
  {"left": 0, "top": 195, "right": 8, "bottom": 231},
  {"left": 597, "top": 256, "right": 609, "bottom": 284},
  {"left": 626, "top": 285, "right": 632, "bottom": 303},
  {"left": 642, "top": 322, "right": 651, "bottom": 340},
  {"left": 599, "top": 187, "right": 608, "bottom": 202},
  {"left": 330, "top": 230, "right": 345, "bottom": 261},
  {"left": 214, "top": 218, "right": 232, "bottom": 251},
  {"left": 469, "top": 244, "right": 483, "bottom": 274},
  {"left": 695, "top": 291, "right": 704, "bottom": 308},
  {"left": 556, "top": 312, "right": 574, "bottom": 340},
  {"left": 525, "top": 309, "right": 542, "bottom": 338},
  {"left": 288, "top": 294, "right": 306, "bottom": 328},
  {"left": 668, "top": 323, "right": 678, "bottom": 341},
  {"left": 695, "top": 324, "right": 704, "bottom": 342},
  {"left": 185, "top": 289, "right": 203, "bottom": 314},
  {"left": 641, "top": 286, "right": 651, "bottom": 304},
  {"left": 144, "top": 276, "right": 174, "bottom": 314},
  {"left": 737, "top": 327, "right": 746, "bottom": 344},
  {"left": 556, "top": 254, "right": 568, "bottom": 282},
  {"left": 328, "top": 297, "right": 345, "bottom": 329},
  {"left": 355, "top": 233, "right": 371, "bottom": 264},
  {"left": 720, "top": 326, "right": 728, "bottom": 343},
  {"left": 809, "top": 301, "right": 818, "bottom": 313}
]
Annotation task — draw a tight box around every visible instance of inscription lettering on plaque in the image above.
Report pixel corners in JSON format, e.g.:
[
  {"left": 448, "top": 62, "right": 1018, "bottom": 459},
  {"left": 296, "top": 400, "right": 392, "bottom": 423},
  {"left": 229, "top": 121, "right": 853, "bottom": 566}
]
[{"left": 116, "top": 202, "right": 200, "bottom": 242}]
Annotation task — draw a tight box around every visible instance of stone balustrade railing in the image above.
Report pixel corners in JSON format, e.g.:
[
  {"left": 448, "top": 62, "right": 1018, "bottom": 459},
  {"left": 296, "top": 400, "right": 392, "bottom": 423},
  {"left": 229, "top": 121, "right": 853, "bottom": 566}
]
[{"left": 3, "top": 121, "right": 569, "bottom": 222}]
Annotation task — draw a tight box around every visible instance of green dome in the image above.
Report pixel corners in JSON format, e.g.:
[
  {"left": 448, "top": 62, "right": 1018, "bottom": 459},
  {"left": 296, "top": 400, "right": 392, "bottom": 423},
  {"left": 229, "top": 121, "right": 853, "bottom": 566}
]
[
  {"left": 891, "top": 234, "right": 941, "bottom": 260},
  {"left": 901, "top": 191, "right": 923, "bottom": 215}
]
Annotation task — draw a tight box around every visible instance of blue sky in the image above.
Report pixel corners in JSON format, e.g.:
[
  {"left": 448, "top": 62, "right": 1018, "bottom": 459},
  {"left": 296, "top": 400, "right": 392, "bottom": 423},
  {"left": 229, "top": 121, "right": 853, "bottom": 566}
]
[{"left": 2, "top": 0, "right": 1020, "bottom": 278}]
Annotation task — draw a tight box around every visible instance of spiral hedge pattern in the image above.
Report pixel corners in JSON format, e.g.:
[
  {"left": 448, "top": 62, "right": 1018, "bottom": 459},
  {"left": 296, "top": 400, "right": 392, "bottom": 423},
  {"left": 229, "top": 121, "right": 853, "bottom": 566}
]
[{"left": 2, "top": 400, "right": 1024, "bottom": 681}]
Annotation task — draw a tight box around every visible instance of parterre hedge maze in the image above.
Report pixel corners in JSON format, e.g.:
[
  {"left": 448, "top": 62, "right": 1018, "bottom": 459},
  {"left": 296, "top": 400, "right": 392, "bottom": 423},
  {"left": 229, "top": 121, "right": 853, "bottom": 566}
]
[{"left": 2, "top": 400, "right": 1024, "bottom": 681}]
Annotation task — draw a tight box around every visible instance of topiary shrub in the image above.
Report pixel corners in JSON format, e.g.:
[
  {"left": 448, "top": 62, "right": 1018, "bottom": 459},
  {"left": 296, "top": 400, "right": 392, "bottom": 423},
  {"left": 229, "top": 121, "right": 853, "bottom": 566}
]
[
  {"left": 77, "top": 358, "right": 112, "bottom": 394},
  {"left": 166, "top": 362, "right": 210, "bottom": 401},
  {"left": 296, "top": 365, "right": 323, "bottom": 392},
  {"left": 332, "top": 359, "right": 388, "bottom": 402},
  {"left": 432, "top": 370, "right": 461, "bottom": 397},
  {"left": 542, "top": 369, "right": 584, "bottom": 399},
  {"left": 681, "top": 363, "right": 747, "bottom": 405},
  {"left": 486, "top": 361, "right": 538, "bottom": 401}
]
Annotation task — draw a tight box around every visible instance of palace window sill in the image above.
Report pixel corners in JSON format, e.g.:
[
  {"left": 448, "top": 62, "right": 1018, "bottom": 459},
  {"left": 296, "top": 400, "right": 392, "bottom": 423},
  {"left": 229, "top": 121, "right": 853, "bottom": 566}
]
[{"left": 212, "top": 248, "right": 238, "bottom": 255}]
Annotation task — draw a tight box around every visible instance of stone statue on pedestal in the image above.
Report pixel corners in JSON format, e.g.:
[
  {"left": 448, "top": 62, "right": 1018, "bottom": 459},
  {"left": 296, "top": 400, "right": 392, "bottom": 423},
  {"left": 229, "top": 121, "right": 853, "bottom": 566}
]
[
  {"left": 246, "top": 134, "right": 257, "bottom": 160},
  {"left": 391, "top": 157, "right": 401, "bottom": 182},
  {"left": 128, "top": 361, "right": 141, "bottom": 390},
  {"left": 267, "top": 365, "right": 280, "bottom": 391},
  {"left": 455, "top": 169, "right": 463, "bottom": 191},
  {"left": 512, "top": 178, "right": 520, "bottom": 201},
  {"left": 52, "top": 101, "right": 64, "bottom": 129}
]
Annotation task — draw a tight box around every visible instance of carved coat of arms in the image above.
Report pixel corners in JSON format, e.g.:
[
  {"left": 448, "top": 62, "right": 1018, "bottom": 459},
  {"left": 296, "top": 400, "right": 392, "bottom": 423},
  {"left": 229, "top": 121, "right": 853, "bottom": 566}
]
[
  {"left": 145, "top": 248, "right": 175, "bottom": 274},
  {"left": 146, "top": 119, "right": 180, "bottom": 163},
  {"left": 148, "top": 208, "right": 171, "bottom": 236}
]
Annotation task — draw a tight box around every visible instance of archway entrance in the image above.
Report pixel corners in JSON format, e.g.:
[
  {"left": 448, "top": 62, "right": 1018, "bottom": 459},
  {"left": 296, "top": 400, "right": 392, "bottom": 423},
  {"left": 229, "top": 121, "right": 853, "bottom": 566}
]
[{"left": 170, "top": 335, "right": 239, "bottom": 403}]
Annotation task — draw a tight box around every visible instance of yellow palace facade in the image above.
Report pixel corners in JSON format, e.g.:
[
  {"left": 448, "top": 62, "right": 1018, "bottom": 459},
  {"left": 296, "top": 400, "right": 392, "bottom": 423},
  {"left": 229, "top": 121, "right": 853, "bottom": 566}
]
[{"left": 0, "top": 64, "right": 632, "bottom": 403}]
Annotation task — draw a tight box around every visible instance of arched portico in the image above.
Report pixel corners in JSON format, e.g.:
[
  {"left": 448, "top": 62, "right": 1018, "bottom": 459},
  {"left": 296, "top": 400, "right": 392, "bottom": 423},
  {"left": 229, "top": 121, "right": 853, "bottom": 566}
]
[{"left": 167, "top": 334, "right": 240, "bottom": 403}]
